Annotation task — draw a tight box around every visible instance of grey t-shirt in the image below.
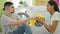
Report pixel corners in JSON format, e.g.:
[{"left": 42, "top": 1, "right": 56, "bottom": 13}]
[{"left": 1, "top": 14, "right": 20, "bottom": 34}]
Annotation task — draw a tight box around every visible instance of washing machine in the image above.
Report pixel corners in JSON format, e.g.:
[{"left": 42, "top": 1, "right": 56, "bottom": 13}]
[
  {"left": 15, "top": 6, "right": 51, "bottom": 34},
  {"left": 26, "top": 6, "right": 51, "bottom": 34}
]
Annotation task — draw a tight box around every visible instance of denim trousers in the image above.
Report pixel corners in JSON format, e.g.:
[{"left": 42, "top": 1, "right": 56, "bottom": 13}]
[{"left": 9, "top": 23, "right": 32, "bottom": 34}]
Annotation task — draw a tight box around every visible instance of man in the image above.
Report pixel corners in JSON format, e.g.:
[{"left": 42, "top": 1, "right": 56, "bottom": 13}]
[{"left": 1, "top": 2, "right": 37, "bottom": 34}]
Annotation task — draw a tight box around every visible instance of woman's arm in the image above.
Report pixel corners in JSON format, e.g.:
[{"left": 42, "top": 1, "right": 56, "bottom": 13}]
[
  {"left": 43, "top": 21, "right": 58, "bottom": 33},
  {"left": 37, "top": 18, "right": 58, "bottom": 33}
]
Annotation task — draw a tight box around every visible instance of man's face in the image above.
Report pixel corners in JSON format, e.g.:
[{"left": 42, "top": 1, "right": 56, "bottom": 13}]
[{"left": 6, "top": 5, "right": 15, "bottom": 13}]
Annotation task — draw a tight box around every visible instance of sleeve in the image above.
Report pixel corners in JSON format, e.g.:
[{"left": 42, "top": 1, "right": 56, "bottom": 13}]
[
  {"left": 51, "top": 12, "right": 59, "bottom": 25},
  {"left": 1, "top": 15, "right": 12, "bottom": 25},
  {"left": 15, "top": 14, "right": 21, "bottom": 20},
  {"left": 52, "top": 12, "right": 59, "bottom": 21}
]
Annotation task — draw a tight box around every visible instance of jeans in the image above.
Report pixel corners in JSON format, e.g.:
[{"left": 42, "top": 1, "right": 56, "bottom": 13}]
[{"left": 8, "top": 23, "right": 32, "bottom": 34}]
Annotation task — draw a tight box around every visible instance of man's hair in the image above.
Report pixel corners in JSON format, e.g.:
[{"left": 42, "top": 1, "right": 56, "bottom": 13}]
[{"left": 3, "top": 2, "right": 13, "bottom": 10}]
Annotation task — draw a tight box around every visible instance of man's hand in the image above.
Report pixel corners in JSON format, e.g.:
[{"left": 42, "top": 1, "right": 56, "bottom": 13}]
[{"left": 30, "top": 16, "right": 38, "bottom": 20}]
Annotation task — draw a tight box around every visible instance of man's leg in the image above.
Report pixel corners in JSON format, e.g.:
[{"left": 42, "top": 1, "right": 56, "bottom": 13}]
[
  {"left": 8, "top": 25, "right": 25, "bottom": 34},
  {"left": 9, "top": 23, "right": 32, "bottom": 34},
  {"left": 17, "top": 23, "right": 32, "bottom": 34},
  {"left": 23, "top": 23, "right": 32, "bottom": 34}
]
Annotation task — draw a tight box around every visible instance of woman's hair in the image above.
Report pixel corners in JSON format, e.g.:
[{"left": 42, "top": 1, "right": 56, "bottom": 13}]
[{"left": 48, "top": 0, "right": 59, "bottom": 12}]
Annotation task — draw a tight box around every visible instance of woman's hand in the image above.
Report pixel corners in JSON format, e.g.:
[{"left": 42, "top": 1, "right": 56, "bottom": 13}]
[{"left": 36, "top": 17, "right": 45, "bottom": 24}]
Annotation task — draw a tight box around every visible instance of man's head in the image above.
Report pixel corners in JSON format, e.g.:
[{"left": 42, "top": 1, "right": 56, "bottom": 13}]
[{"left": 4, "top": 2, "right": 14, "bottom": 13}]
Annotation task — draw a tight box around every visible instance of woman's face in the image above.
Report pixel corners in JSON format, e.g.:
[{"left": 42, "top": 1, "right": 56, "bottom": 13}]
[{"left": 47, "top": 3, "right": 54, "bottom": 13}]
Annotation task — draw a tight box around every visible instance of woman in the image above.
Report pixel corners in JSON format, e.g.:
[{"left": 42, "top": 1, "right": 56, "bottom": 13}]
[{"left": 37, "top": 0, "right": 60, "bottom": 34}]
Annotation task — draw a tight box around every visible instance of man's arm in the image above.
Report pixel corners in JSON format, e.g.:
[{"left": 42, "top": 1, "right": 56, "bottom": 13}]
[{"left": 10, "top": 16, "right": 37, "bottom": 26}]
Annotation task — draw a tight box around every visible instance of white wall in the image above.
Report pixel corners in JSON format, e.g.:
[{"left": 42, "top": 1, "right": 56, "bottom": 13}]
[
  {"left": 10, "top": 0, "right": 20, "bottom": 8},
  {"left": 10, "top": 0, "right": 32, "bottom": 8}
]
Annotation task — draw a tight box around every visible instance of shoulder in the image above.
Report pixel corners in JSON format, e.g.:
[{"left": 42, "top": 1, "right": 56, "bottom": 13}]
[
  {"left": 52, "top": 12, "right": 59, "bottom": 17},
  {"left": 1, "top": 15, "right": 7, "bottom": 19},
  {"left": 51, "top": 12, "right": 60, "bottom": 21},
  {"left": 54, "top": 12, "right": 60, "bottom": 15},
  {"left": 1, "top": 15, "right": 11, "bottom": 21},
  {"left": 12, "top": 13, "right": 21, "bottom": 20}
]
